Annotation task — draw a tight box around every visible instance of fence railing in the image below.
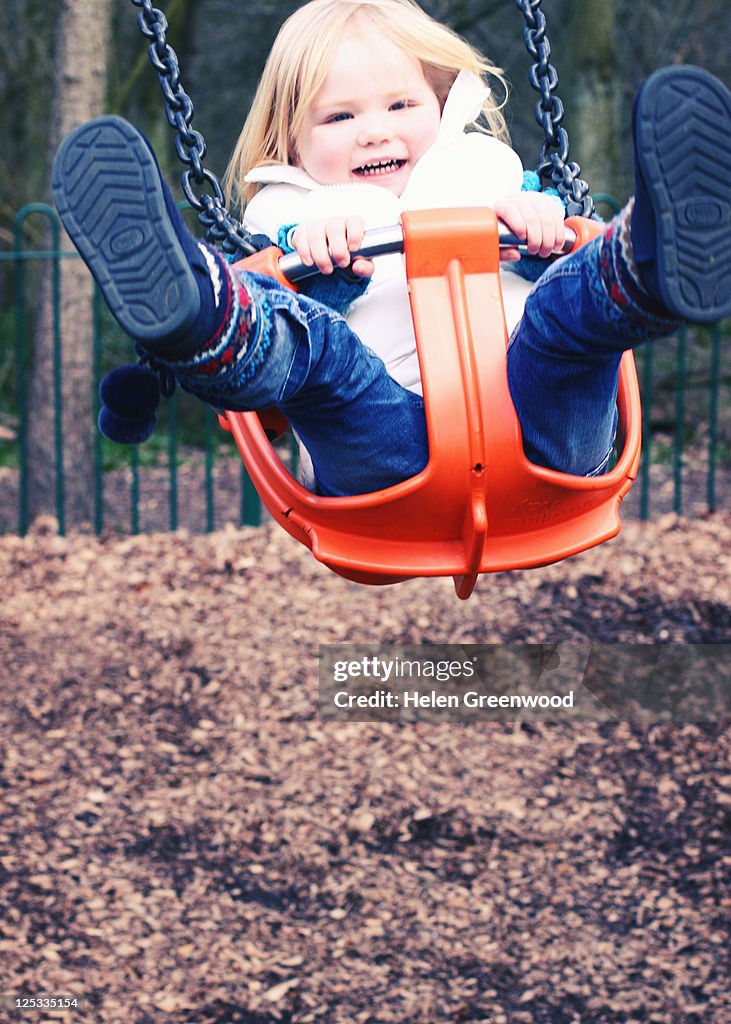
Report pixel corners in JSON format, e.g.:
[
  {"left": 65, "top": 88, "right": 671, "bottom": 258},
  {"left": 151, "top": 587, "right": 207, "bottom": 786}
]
[{"left": 1, "top": 203, "right": 728, "bottom": 536}]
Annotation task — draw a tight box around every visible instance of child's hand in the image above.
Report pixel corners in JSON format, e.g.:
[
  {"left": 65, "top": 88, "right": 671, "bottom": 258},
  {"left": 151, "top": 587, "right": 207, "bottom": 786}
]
[
  {"left": 493, "top": 192, "right": 566, "bottom": 262},
  {"left": 292, "top": 215, "right": 374, "bottom": 278}
]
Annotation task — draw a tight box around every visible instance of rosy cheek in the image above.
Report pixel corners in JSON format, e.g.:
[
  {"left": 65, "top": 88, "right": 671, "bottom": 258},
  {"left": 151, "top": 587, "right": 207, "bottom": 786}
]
[{"left": 322, "top": 149, "right": 346, "bottom": 177}]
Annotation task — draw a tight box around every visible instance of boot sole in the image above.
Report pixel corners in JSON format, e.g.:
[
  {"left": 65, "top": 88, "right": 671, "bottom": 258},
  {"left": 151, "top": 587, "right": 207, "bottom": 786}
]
[
  {"left": 51, "top": 116, "right": 200, "bottom": 343},
  {"left": 633, "top": 66, "right": 731, "bottom": 323}
]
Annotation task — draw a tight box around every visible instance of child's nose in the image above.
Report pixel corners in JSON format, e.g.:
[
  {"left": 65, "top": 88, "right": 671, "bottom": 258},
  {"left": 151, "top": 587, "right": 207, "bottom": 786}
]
[{"left": 357, "top": 115, "right": 394, "bottom": 146}]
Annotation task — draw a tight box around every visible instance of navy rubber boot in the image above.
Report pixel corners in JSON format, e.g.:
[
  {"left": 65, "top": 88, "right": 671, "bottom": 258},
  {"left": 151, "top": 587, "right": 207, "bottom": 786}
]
[
  {"left": 631, "top": 66, "right": 731, "bottom": 324},
  {"left": 51, "top": 115, "right": 219, "bottom": 352}
]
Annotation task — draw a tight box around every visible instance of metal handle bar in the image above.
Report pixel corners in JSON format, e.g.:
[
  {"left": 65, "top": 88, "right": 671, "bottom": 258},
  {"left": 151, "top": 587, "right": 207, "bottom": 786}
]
[{"left": 278, "top": 220, "right": 578, "bottom": 282}]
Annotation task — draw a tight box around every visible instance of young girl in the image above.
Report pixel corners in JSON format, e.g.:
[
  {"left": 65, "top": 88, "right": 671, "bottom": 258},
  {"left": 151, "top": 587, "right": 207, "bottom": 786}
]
[{"left": 52, "top": 0, "right": 730, "bottom": 498}]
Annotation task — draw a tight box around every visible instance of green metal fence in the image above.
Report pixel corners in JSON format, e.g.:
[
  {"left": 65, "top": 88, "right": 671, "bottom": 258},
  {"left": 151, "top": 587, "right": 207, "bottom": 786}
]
[{"left": 1, "top": 203, "right": 728, "bottom": 536}]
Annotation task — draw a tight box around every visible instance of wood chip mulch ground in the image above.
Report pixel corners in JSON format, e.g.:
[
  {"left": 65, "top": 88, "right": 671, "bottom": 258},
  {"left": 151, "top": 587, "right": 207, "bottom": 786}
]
[{"left": 1, "top": 512, "right": 729, "bottom": 1024}]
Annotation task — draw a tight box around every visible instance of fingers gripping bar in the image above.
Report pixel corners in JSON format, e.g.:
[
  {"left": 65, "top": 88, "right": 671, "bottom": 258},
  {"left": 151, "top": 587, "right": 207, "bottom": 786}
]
[{"left": 277, "top": 221, "right": 579, "bottom": 282}]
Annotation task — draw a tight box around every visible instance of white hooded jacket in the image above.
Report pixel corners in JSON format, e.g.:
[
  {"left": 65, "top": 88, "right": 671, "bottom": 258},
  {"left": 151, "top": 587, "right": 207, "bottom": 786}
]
[{"left": 242, "top": 71, "right": 534, "bottom": 397}]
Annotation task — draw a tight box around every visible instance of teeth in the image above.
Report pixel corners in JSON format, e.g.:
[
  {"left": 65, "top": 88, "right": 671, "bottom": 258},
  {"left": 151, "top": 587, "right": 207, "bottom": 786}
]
[{"left": 356, "top": 159, "right": 404, "bottom": 176}]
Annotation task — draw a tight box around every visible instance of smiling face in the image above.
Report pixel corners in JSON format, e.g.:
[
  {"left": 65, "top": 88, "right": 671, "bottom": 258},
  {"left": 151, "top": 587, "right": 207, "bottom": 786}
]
[{"left": 295, "top": 23, "right": 442, "bottom": 196}]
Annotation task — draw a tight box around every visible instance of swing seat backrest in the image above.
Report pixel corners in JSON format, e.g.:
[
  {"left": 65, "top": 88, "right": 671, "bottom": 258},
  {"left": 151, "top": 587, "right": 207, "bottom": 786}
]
[{"left": 221, "top": 208, "right": 641, "bottom": 599}]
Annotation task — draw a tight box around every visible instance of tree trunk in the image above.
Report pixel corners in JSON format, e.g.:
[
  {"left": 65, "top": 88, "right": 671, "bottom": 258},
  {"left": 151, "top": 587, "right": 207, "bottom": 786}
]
[
  {"left": 27, "top": 0, "right": 111, "bottom": 530},
  {"left": 563, "top": 0, "right": 622, "bottom": 199}
]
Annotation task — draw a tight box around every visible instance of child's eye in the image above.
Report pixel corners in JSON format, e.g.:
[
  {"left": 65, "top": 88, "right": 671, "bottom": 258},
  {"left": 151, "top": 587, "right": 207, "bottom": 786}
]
[
  {"left": 325, "top": 112, "right": 352, "bottom": 123},
  {"left": 390, "top": 100, "right": 414, "bottom": 111}
]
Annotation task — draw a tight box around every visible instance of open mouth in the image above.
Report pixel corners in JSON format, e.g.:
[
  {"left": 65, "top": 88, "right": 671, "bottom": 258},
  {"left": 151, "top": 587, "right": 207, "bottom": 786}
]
[{"left": 353, "top": 158, "right": 407, "bottom": 177}]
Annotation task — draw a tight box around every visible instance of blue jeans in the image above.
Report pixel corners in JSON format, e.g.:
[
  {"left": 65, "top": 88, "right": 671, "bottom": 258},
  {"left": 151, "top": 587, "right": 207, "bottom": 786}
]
[{"left": 177, "top": 228, "right": 674, "bottom": 496}]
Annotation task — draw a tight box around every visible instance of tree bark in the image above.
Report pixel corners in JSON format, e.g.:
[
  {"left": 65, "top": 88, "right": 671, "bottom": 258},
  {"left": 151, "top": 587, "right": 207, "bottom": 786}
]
[
  {"left": 562, "top": 0, "right": 621, "bottom": 199},
  {"left": 27, "top": 0, "right": 111, "bottom": 529}
]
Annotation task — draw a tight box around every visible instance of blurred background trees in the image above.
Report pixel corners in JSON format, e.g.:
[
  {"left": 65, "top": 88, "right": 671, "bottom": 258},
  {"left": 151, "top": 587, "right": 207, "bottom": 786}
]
[{"left": 4, "top": 0, "right": 728, "bottom": 221}]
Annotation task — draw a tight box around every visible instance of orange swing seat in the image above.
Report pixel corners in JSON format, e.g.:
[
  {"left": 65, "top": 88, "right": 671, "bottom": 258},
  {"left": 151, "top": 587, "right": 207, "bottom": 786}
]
[{"left": 219, "top": 208, "right": 641, "bottom": 599}]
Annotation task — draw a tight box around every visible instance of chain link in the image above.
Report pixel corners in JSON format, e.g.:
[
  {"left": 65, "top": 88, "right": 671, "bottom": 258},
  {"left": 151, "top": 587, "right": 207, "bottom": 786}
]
[
  {"left": 515, "top": 0, "right": 596, "bottom": 218},
  {"left": 130, "top": 0, "right": 258, "bottom": 255}
]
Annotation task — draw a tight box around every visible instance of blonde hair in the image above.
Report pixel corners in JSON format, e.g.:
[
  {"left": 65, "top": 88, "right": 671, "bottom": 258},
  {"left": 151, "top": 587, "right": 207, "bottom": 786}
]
[{"left": 224, "top": 0, "right": 510, "bottom": 215}]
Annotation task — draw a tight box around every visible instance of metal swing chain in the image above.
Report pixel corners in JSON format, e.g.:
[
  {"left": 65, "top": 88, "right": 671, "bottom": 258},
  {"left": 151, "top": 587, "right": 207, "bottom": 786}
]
[
  {"left": 130, "top": 0, "right": 258, "bottom": 256},
  {"left": 515, "top": 0, "right": 596, "bottom": 219}
]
